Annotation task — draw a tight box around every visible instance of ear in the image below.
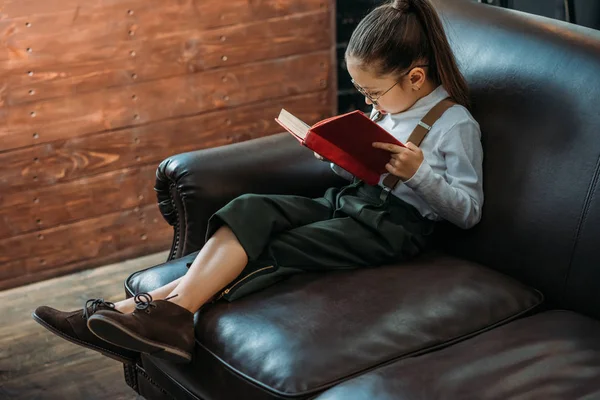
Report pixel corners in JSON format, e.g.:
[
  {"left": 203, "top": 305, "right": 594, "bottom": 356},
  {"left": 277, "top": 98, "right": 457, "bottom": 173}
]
[{"left": 409, "top": 67, "right": 427, "bottom": 87}]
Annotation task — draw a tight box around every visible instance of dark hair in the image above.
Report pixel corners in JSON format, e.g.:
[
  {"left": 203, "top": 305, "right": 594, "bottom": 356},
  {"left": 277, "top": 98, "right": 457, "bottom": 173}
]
[{"left": 346, "top": 0, "right": 470, "bottom": 109}]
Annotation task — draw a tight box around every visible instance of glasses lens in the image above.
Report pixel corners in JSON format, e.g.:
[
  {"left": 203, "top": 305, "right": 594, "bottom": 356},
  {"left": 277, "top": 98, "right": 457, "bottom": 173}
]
[
  {"left": 352, "top": 82, "right": 364, "bottom": 95},
  {"left": 353, "top": 81, "right": 377, "bottom": 104}
]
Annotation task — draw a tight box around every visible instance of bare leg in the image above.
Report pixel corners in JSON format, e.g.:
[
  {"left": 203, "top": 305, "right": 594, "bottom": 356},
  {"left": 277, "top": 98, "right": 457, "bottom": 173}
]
[
  {"left": 80, "top": 225, "right": 247, "bottom": 363},
  {"left": 113, "top": 277, "right": 183, "bottom": 314},
  {"left": 167, "top": 225, "right": 248, "bottom": 313}
]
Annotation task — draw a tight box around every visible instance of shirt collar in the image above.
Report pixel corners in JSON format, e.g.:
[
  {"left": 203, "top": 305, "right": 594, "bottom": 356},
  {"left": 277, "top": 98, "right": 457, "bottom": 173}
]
[
  {"left": 370, "top": 85, "right": 450, "bottom": 121},
  {"left": 404, "top": 85, "right": 449, "bottom": 113}
]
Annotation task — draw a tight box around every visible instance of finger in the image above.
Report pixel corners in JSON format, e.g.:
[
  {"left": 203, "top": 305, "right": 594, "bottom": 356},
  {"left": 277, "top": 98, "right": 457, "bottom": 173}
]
[
  {"left": 372, "top": 142, "right": 406, "bottom": 153},
  {"left": 390, "top": 158, "right": 402, "bottom": 168},
  {"left": 391, "top": 152, "right": 410, "bottom": 162},
  {"left": 405, "top": 142, "right": 421, "bottom": 153},
  {"left": 385, "top": 163, "right": 399, "bottom": 175}
]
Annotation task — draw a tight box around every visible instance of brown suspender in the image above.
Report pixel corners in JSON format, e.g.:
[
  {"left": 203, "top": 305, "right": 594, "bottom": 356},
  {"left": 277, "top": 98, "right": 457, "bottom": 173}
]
[{"left": 378, "top": 97, "right": 457, "bottom": 201}]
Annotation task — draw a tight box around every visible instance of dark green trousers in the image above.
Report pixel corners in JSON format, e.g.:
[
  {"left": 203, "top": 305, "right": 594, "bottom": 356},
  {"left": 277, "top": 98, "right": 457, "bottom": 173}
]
[{"left": 205, "top": 180, "right": 436, "bottom": 301}]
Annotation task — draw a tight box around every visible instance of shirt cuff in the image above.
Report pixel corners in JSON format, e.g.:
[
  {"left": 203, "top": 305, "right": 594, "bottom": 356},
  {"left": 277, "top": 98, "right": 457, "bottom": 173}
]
[{"left": 403, "top": 159, "right": 433, "bottom": 189}]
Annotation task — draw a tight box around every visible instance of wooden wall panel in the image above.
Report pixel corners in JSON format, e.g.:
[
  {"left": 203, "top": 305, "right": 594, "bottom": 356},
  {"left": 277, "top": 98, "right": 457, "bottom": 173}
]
[
  {"left": 0, "top": 0, "right": 122, "bottom": 18},
  {"left": 135, "top": 11, "right": 331, "bottom": 83},
  {"left": 2, "top": 0, "right": 327, "bottom": 48},
  {"left": 2, "top": 9, "right": 331, "bottom": 105},
  {"left": 1, "top": 51, "right": 330, "bottom": 152},
  {"left": 1, "top": 0, "right": 325, "bottom": 24},
  {"left": 0, "top": 92, "right": 331, "bottom": 238},
  {"left": 0, "top": 0, "right": 337, "bottom": 289},
  {"left": 0, "top": 205, "right": 172, "bottom": 290},
  {"left": 0, "top": 166, "right": 158, "bottom": 240},
  {"left": 0, "top": 92, "right": 329, "bottom": 195}
]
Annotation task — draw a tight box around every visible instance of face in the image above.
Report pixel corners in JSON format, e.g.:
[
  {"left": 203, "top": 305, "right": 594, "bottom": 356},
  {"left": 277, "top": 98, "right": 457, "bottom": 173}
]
[{"left": 346, "top": 57, "right": 429, "bottom": 115}]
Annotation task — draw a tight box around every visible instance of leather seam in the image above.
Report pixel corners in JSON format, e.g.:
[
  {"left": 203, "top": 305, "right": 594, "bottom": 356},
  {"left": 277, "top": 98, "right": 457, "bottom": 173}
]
[
  {"left": 136, "top": 363, "right": 179, "bottom": 400},
  {"left": 562, "top": 153, "right": 600, "bottom": 299},
  {"left": 169, "top": 182, "right": 181, "bottom": 260},
  {"left": 123, "top": 363, "right": 138, "bottom": 392},
  {"left": 138, "top": 360, "right": 203, "bottom": 400},
  {"left": 194, "top": 291, "right": 544, "bottom": 398},
  {"left": 177, "top": 183, "right": 190, "bottom": 257}
]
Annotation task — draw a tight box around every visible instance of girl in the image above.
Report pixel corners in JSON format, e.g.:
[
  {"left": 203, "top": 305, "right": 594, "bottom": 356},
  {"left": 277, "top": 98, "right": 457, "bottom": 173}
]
[{"left": 33, "top": 0, "right": 483, "bottom": 364}]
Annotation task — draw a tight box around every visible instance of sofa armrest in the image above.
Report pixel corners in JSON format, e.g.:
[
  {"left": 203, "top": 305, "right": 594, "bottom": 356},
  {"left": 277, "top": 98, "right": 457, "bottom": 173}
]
[{"left": 155, "top": 132, "right": 347, "bottom": 260}]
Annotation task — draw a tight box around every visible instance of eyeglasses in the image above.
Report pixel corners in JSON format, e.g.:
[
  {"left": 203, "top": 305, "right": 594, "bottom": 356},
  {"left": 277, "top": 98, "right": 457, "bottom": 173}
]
[{"left": 351, "top": 65, "right": 429, "bottom": 106}]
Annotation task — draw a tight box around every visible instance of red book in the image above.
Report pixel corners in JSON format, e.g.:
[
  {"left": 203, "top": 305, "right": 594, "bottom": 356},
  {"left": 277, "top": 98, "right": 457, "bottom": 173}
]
[{"left": 275, "top": 109, "right": 405, "bottom": 185}]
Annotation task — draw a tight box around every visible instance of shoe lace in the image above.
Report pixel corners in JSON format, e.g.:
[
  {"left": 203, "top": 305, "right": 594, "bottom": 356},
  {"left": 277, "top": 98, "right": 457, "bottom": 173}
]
[
  {"left": 134, "top": 292, "right": 179, "bottom": 313},
  {"left": 82, "top": 298, "right": 116, "bottom": 320},
  {"left": 134, "top": 293, "right": 157, "bottom": 312}
]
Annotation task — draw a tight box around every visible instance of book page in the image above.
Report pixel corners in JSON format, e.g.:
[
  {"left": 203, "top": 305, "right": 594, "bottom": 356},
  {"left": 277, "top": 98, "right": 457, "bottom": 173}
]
[{"left": 277, "top": 109, "right": 311, "bottom": 140}]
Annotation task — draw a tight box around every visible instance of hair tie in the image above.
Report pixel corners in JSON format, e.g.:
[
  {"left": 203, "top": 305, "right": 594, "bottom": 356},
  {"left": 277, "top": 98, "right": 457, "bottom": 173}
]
[{"left": 391, "top": 0, "right": 411, "bottom": 13}]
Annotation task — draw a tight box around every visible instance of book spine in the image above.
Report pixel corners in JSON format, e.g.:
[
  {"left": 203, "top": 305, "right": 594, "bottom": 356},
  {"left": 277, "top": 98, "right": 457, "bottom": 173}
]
[{"left": 305, "top": 132, "right": 380, "bottom": 185}]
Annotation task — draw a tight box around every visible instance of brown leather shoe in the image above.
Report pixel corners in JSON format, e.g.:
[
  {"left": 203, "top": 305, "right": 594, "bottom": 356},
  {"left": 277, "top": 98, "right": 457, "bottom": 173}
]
[
  {"left": 87, "top": 293, "right": 194, "bottom": 363},
  {"left": 32, "top": 299, "right": 138, "bottom": 363}
]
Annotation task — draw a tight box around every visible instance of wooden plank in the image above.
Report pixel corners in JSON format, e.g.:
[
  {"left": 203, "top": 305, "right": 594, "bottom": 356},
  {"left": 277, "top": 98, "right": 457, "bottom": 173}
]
[
  {"left": 0, "top": 240, "right": 170, "bottom": 292},
  {"left": 182, "top": 0, "right": 329, "bottom": 30},
  {"left": 0, "top": 50, "right": 331, "bottom": 151},
  {"left": 0, "top": 0, "right": 122, "bottom": 19},
  {"left": 2, "top": 10, "right": 330, "bottom": 105},
  {"left": 1, "top": 0, "right": 326, "bottom": 44},
  {"left": 0, "top": 165, "right": 157, "bottom": 239},
  {"left": 0, "top": 7, "right": 131, "bottom": 63},
  {"left": 0, "top": 2, "right": 327, "bottom": 65},
  {"left": 0, "top": 3, "right": 129, "bottom": 44},
  {"left": 0, "top": 0, "right": 325, "bottom": 26},
  {"left": 0, "top": 91, "right": 331, "bottom": 195},
  {"left": 1, "top": 355, "right": 143, "bottom": 399},
  {"left": 2, "top": 58, "right": 137, "bottom": 105},
  {"left": 0, "top": 203, "right": 172, "bottom": 285},
  {"left": 134, "top": 11, "right": 331, "bottom": 88}
]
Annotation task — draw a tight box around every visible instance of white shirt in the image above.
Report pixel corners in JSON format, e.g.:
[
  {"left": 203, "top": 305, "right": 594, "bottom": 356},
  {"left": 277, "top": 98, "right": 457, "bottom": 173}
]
[{"left": 331, "top": 85, "right": 484, "bottom": 229}]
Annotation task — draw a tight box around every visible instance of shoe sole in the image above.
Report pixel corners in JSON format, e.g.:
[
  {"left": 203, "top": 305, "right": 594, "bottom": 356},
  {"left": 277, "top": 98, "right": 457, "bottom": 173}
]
[
  {"left": 87, "top": 314, "right": 192, "bottom": 364},
  {"left": 32, "top": 312, "right": 136, "bottom": 364}
]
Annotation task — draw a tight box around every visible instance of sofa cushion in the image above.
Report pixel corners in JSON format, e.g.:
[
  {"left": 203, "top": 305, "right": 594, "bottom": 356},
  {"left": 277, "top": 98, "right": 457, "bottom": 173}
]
[
  {"left": 168, "top": 253, "right": 541, "bottom": 399},
  {"left": 315, "top": 310, "right": 600, "bottom": 400},
  {"left": 126, "top": 251, "right": 198, "bottom": 296}
]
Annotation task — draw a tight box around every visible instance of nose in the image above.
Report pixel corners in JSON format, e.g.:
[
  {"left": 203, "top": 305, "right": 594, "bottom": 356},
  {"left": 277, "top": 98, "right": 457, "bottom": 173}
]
[{"left": 364, "top": 97, "right": 373, "bottom": 105}]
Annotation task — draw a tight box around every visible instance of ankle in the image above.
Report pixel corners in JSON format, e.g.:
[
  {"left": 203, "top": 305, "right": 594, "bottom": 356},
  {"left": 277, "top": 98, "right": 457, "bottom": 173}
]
[
  {"left": 167, "top": 295, "right": 197, "bottom": 314},
  {"left": 114, "top": 299, "right": 136, "bottom": 314}
]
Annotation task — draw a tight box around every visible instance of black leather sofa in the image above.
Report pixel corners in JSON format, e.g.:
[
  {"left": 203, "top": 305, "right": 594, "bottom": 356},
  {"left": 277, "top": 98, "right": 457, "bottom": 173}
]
[{"left": 121, "top": 0, "right": 600, "bottom": 398}]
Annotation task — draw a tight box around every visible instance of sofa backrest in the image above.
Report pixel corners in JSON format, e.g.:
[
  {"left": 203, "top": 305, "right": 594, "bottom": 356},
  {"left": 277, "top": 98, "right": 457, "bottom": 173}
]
[{"left": 432, "top": 0, "right": 600, "bottom": 319}]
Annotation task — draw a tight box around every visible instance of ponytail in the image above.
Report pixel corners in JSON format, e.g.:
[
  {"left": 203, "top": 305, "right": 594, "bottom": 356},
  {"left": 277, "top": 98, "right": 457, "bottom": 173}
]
[
  {"left": 407, "top": 0, "right": 470, "bottom": 108},
  {"left": 347, "top": 0, "right": 470, "bottom": 109}
]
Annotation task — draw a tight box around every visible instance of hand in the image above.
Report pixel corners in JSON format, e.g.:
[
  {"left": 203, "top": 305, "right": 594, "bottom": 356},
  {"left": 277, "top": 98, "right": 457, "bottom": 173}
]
[{"left": 372, "top": 141, "right": 424, "bottom": 181}]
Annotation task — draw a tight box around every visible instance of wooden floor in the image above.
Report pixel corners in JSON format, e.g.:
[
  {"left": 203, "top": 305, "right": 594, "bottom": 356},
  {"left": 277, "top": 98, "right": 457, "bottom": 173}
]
[{"left": 0, "top": 251, "right": 170, "bottom": 400}]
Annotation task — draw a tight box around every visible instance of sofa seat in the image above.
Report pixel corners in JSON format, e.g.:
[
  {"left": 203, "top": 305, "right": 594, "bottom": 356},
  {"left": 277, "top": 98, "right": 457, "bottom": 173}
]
[
  {"left": 315, "top": 311, "right": 600, "bottom": 400},
  {"left": 127, "top": 253, "right": 542, "bottom": 400}
]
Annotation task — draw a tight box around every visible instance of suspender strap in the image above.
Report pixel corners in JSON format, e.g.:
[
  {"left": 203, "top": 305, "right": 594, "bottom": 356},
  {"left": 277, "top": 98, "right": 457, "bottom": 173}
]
[{"left": 380, "top": 97, "right": 456, "bottom": 201}]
